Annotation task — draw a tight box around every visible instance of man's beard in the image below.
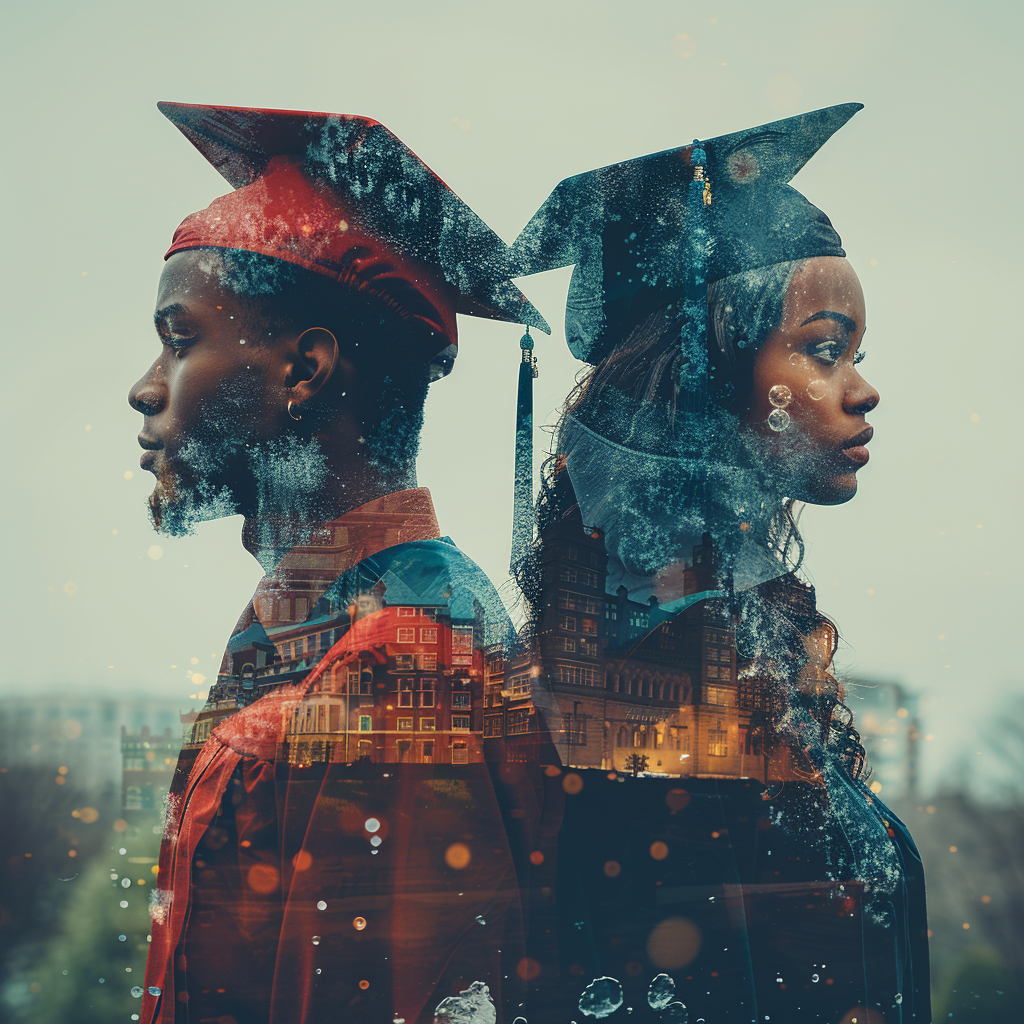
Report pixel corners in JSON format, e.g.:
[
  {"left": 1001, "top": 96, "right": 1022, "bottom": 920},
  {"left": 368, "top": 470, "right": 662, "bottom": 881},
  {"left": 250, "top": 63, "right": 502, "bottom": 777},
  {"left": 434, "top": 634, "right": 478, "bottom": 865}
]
[
  {"left": 147, "top": 435, "right": 242, "bottom": 537},
  {"left": 148, "top": 431, "right": 331, "bottom": 541}
]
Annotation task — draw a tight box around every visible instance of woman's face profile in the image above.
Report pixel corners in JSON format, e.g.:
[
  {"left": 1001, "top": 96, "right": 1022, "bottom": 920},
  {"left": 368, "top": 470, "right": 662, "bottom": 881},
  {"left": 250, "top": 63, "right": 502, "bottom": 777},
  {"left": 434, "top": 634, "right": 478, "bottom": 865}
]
[{"left": 744, "top": 256, "right": 879, "bottom": 505}]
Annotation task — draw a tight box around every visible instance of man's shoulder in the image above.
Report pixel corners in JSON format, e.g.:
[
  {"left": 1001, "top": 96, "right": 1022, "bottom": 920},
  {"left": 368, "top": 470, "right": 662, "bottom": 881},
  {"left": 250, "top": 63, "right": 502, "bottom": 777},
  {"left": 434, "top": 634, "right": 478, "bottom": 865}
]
[{"left": 357, "top": 536, "right": 513, "bottom": 644}]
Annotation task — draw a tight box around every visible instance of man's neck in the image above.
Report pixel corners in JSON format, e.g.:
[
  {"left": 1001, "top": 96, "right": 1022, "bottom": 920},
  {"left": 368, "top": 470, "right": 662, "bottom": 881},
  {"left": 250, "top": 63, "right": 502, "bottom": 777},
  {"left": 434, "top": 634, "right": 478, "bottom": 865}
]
[{"left": 241, "top": 455, "right": 417, "bottom": 571}]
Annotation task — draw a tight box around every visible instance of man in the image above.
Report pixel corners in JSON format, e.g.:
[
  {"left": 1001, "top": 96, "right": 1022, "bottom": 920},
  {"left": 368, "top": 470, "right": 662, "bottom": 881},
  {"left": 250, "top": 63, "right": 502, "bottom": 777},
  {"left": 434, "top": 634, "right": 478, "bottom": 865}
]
[{"left": 131, "top": 102, "right": 549, "bottom": 1024}]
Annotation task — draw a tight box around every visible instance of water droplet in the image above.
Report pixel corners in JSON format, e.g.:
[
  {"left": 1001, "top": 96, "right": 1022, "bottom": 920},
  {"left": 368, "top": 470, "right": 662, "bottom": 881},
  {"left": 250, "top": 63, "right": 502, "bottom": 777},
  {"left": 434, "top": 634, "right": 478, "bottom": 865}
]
[
  {"left": 119, "top": 900, "right": 129, "bottom": 908},
  {"left": 434, "top": 980, "right": 497, "bottom": 1024},
  {"left": 315, "top": 968, "right": 322, "bottom": 975},
  {"left": 578, "top": 976, "right": 624, "bottom": 1018},
  {"left": 122, "top": 878, "right": 131, "bottom": 888},
  {"left": 98, "top": 978, "right": 105, "bottom": 984},
  {"left": 811, "top": 974, "right": 819, "bottom": 983},
  {"left": 317, "top": 900, "right": 327, "bottom": 910},
  {"left": 364, "top": 818, "right": 380, "bottom": 833},
  {"left": 311, "top": 935, "right": 321, "bottom": 945},
  {"left": 663, "top": 1002, "right": 689, "bottom": 1024},
  {"left": 352, "top": 917, "right": 367, "bottom": 931},
  {"left": 148, "top": 986, "right": 162, "bottom": 996},
  {"left": 512, "top": 1018, "right": 527, "bottom": 1024},
  {"left": 118, "top": 934, "right": 127, "bottom": 942},
  {"left": 768, "top": 384, "right": 792, "bottom": 408},
  {"left": 648, "top": 974, "right": 675, "bottom": 1009},
  {"left": 119, "top": 848, "right": 126, "bottom": 855},
  {"left": 788, "top": 352, "right": 802, "bottom": 366},
  {"left": 370, "top": 835, "right": 382, "bottom": 847},
  {"left": 806, "top": 379, "right": 827, "bottom": 401},
  {"left": 767, "top": 408, "right": 791, "bottom": 432},
  {"left": 895, "top": 993, "right": 903, "bottom": 1005},
  {"left": 775, "top": 976, "right": 783, "bottom": 984},
  {"left": 476, "top": 915, "right": 487, "bottom": 925},
  {"left": 131, "top": 986, "right": 143, "bottom": 998}
]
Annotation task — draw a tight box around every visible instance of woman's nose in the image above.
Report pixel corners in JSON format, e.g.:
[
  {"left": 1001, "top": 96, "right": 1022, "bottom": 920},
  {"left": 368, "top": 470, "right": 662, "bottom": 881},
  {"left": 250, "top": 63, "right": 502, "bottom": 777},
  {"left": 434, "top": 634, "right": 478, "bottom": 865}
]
[{"left": 845, "top": 374, "right": 879, "bottom": 417}]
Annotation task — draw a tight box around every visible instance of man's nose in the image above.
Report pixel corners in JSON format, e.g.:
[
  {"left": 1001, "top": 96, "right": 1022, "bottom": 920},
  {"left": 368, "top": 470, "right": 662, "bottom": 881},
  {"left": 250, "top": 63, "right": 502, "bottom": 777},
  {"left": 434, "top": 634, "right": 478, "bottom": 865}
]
[{"left": 129, "top": 371, "right": 166, "bottom": 416}]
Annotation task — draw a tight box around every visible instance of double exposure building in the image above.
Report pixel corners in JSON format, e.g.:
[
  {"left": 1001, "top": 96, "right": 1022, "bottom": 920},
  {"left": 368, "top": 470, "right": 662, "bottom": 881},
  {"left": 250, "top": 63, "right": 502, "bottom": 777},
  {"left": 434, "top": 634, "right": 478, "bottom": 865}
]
[
  {"left": 499, "top": 498, "right": 789, "bottom": 780},
  {"left": 188, "top": 563, "right": 489, "bottom": 766}
]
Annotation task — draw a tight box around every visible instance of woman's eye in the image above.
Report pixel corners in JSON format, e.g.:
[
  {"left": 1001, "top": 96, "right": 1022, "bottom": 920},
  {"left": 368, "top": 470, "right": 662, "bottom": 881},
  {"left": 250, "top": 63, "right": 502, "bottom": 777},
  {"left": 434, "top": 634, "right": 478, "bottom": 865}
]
[{"left": 808, "top": 340, "right": 844, "bottom": 365}]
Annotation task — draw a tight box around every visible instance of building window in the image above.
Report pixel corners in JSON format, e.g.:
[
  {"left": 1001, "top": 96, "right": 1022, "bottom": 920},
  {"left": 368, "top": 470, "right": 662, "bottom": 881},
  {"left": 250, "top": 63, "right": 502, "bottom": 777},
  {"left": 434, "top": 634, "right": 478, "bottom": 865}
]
[
  {"left": 420, "top": 627, "right": 438, "bottom": 644},
  {"left": 397, "top": 717, "right": 413, "bottom": 731},
  {"left": 580, "top": 640, "right": 598, "bottom": 658},
  {"left": 397, "top": 627, "right": 416, "bottom": 643},
  {"left": 422, "top": 740, "right": 435, "bottom": 761},
  {"left": 397, "top": 606, "right": 416, "bottom": 617},
  {"left": 567, "top": 544, "right": 578, "bottom": 560},
  {"left": 718, "top": 666, "right": 732, "bottom": 681},
  {"left": 616, "top": 726, "right": 628, "bottom": 748},
  {"left": 452, "top": 741, "right": 469, "bottom": 765},
  {"left": 398, "top": 690, "right": 413, "bottom": 707},
  {"left": 328, "top": 705, "right": 341, "bottom": 732},
  {"left": 415, "top": 653, "right": 437, "bottom": 671},
  {"left": 359, "top": 715, "right": 372, "bottom": 732},
  {"left": 295, "top": 598, "right": 309, "bottom": 620},
  {"left": 395, "top": 654, "right": 414, "bottom": 671},
  {"left": 708, "top": 720, "right": 729, "bottom": 758},
  {"left": 452, "top": 693, "right": 471, "bottom": 709},
  {"left": 320, "top": 631, "right": 333, "bottom": 651},
  {"left": 558, "top": 566, "right": 578, "bottom": 584},
  {"left": 558, "top": 614, "right": 577, "bottom": 632},
  {"left": 452, "top": 626, "right": 474, "bottom": 655},
  {"left": 706, "top": 664, "right": 719, "bottom": 679},
  {"left": 420, "top": 689, "right": 436, "bottom": 708},
  {"left": 581, "top": 618, "right": 598, "bottom": 636},
  {"left": 483, "top": 717, "right": 502, "bottom": 737},
  {"left": 507, "top": 709, "right": 530, "bottom": 735},
  {"left": 706, "top": 685, "right": 736, "bottom": 706},
  {"left": 509, "top": 673, "right": 531, "bottom": 696},
  {"left": 420, "top": 717, "right": 436, "bottom": 731},
  {"left": 451, "top": 715, "right": 471, "bottom": 732},
  {"left": 554, "top": 636, "right": 576, "bottom": 653},
  {"left": 557, "top": 665, "right": 595, "bottom": 686}
]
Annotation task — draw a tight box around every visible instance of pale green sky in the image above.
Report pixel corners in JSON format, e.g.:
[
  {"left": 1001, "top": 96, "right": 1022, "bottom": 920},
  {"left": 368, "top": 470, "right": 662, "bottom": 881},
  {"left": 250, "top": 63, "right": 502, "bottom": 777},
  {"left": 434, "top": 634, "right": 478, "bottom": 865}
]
[{"left": 1, "top": 0, "right": 1020, "bottom": 791}]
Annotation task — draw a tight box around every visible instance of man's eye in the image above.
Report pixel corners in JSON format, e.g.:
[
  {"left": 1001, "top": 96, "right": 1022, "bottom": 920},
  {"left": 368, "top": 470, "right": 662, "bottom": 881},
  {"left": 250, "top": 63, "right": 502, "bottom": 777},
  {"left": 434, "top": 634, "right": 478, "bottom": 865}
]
[{"left": 164, "top": 336, "right": 194, "bottom": 355}]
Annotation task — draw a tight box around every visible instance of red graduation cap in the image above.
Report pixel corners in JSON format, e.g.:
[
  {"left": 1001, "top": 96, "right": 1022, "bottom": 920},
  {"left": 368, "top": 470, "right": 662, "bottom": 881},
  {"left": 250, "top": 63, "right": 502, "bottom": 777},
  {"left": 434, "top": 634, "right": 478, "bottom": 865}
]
[{"left": 160, "top": 101, "right": 549, "bottom": 354}]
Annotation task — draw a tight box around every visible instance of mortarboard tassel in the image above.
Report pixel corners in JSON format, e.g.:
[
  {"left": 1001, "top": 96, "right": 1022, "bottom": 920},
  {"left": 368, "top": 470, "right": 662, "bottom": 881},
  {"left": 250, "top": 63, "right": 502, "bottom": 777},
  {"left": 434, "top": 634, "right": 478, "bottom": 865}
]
[
  {"left": 678, "top": 139, "right": 713, "bottom": 412},
  {"left": 511, "top": 328, "right": 538, "bottom": 570}
]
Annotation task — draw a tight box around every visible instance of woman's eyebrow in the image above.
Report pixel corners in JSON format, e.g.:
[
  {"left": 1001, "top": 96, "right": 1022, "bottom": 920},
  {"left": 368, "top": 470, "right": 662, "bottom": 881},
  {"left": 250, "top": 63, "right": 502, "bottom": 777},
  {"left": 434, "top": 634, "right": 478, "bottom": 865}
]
[{"left": 800, "top": 309, "right": 857, "bottom": 333}]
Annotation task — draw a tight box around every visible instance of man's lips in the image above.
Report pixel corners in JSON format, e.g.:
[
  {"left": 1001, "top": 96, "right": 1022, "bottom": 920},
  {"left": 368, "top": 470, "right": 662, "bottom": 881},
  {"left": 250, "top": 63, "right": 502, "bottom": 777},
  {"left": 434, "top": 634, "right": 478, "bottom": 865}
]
[
  {"left": 138, "top": 435, "right": 162, "bottom": 472},
  {"left": 840, "top": 425, "right": 873, "bottom": 466}
]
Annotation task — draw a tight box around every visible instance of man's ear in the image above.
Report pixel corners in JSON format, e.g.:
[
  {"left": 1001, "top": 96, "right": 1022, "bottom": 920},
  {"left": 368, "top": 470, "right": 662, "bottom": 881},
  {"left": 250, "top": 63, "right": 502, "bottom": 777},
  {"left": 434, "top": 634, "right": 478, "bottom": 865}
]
[{"left": 285, "top": 328, "right": 345, "bottom": 414}]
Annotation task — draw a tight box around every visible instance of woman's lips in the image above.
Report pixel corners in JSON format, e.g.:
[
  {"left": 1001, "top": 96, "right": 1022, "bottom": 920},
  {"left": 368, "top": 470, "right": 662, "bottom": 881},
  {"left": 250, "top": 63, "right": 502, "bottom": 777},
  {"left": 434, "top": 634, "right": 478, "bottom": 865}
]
[{"left": 840, "top": 425, "right": 873, "bottom": 466}]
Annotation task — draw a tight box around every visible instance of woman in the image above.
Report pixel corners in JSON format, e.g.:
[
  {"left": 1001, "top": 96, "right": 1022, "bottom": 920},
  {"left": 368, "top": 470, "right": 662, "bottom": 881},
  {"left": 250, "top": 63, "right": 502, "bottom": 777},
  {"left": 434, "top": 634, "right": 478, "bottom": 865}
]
[{"left": 507, "top": 106, "right": 930, "bottom": 1023}]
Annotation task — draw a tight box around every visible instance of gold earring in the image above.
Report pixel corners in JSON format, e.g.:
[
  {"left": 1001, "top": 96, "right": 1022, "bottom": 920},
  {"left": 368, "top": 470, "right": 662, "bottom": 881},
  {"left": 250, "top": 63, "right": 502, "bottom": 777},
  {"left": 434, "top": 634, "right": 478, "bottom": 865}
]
[{"left": 287, "top": 399, "right": 302, "bottom": 422}]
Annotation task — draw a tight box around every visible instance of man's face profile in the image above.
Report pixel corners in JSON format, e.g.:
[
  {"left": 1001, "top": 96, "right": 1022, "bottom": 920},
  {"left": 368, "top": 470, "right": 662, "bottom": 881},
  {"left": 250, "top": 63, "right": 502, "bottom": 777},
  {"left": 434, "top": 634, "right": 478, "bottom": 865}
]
[{"left": 129, "top": 250, "right": 285, "bottom": 535}]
